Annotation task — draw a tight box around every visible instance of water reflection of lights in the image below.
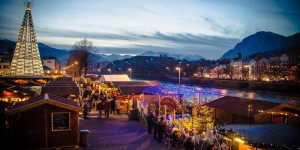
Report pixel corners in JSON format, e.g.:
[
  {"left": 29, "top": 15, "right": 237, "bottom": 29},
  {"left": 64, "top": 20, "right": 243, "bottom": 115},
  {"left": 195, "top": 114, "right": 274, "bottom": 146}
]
[
  {"left": 161, "top": 82, "right": 298, "bottom": 103},
  {"left": 161, "top": 83, "right": 225, "bottom": 102}
]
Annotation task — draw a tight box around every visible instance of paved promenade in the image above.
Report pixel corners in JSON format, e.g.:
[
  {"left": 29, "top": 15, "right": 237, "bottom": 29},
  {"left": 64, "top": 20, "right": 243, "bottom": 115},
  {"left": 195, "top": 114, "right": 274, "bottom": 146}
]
[{"left": 79, "top": 110, "right": 182, "bottom": 150}]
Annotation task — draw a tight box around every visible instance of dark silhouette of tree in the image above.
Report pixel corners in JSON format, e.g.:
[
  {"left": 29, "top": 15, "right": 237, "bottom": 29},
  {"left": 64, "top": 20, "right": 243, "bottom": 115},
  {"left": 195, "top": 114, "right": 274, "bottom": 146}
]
[{"left": 67, "top": 38, "right": 93, "bottom": 76}]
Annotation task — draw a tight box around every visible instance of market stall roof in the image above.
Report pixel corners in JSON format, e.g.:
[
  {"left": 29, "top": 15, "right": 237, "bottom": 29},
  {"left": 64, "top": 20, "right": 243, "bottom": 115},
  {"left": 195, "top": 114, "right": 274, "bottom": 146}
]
[
  {"left": 219, "top": 124, "right": 300, "bottom": 148},
  {"left": 0, "top": 78, "right": 45, "bottom": 86},
  {"left": 100, "top": 74, "right": 131, "bottom": 82},
  {"left": 206, "top": 96, "right": 280, "bottom": 117},
  {"left": 6, "top": 93, "right": 83, "bottom": 115},
  {"left": 46, "top": 81, "right": 77, "bottom": 87},
  {"left": 6, "top": 86, "right": 36, "bottom": 96},
  {"left": 41, "top": 86, "right": 80, "bottom": 98},
  {"left": 254, "top": 102, "right": 300, "bottom": 117},
  {"left": 85, "top": 74, "right": 99, "bottom": 81},
  {"left": 45, "top": 77, "right": 78, "bottom": 87},
  {"left": 113, "top": 81, "right": 161, "bottom": 95},
  {"left": 54, "top": 77, "right": 73, "bottom": 81}
]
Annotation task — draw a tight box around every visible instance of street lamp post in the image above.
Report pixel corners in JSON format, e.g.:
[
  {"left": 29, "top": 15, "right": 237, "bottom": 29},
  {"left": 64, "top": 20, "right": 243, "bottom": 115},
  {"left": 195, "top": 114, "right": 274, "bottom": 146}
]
[
  {"left": 128, "top": 68, "right": 132, "bottom": 79},
  {"left": 176, "top": 67, "right": 182, "bottom": 106},
  {"left": 108, "top": 68, "right": 111, "bottom": 75},
  {"left": 176, "top": 67, "right": 181, "bottom": 87}
]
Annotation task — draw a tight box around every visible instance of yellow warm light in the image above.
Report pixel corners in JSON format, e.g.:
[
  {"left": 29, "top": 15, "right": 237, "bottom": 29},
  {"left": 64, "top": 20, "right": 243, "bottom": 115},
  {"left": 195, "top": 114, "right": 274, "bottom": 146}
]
[
  {"left": 234, "top": 137, "right": 245, "bottom": 143},
  {"left": 223, "top": 137, "right": 232, "bottom": 141}
]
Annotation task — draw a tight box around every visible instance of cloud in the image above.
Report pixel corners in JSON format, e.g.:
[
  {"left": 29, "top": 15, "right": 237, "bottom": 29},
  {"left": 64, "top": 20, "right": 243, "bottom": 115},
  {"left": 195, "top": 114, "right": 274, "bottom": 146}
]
[{"left": 0, "top": 22, "right": 240, "bottom": 59}]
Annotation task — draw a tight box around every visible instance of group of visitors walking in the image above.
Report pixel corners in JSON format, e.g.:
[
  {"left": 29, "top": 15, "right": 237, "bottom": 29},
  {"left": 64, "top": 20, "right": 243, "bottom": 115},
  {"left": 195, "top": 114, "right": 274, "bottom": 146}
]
[
  {"left": 146, "top": 111, "right": 199, "bottom": 150},
  {"left": 96, "top": 93, "right": 121, "bottom": 118},
  {"left": 81, "top": 86, "right": 121, "bottom": 119},
  {"left": 146, "top": 112, "right": 166, "bottom": 143}
]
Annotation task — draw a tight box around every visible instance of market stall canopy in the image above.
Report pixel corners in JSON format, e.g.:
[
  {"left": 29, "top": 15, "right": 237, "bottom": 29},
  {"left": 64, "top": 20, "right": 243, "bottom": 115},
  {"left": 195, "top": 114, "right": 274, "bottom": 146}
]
[{"left": 100, "top": 74, "right": 131, "bottom": 82}]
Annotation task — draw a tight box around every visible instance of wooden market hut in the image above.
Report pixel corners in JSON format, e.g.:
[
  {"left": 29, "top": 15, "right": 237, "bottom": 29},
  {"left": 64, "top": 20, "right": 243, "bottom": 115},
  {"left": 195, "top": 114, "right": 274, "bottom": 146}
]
[
  {"left": 206, "top": 96, "right": 281, "bottom": 125},
  {"left": 5, "top": 93, "right": 83, "bottom": 149},
  {"left": 207, "top": 96, "right": 300, "bottom": 126}
]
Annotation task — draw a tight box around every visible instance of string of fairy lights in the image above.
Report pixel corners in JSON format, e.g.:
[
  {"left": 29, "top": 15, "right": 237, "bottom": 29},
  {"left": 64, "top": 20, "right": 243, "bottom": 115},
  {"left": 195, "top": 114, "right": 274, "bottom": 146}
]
[{"left": 143, "top": 83, "right": 225, "bottom": 102}]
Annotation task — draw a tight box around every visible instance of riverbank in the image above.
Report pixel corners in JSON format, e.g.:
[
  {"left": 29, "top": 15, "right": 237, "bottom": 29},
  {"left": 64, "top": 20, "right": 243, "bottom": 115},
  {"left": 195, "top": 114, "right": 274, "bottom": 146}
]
[{"left": 134, "top": 75, "right": 300, "bottom": 96}]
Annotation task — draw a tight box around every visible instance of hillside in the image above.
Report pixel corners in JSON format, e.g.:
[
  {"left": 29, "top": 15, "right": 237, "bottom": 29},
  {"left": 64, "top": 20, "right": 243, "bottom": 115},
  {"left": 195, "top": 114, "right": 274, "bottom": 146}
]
[
  {"left": 220, "top": 31, "right": 300, "bottom": 59},
  {"left": 0, "top": 39, "right": 128, "bottom": 66}
]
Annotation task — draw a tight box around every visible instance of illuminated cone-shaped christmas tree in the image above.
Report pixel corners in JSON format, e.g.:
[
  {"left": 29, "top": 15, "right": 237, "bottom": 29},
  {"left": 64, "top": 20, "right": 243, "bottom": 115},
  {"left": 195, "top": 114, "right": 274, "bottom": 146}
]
[{"left": 10, "top": 1, "right": 44, "bottom": 76}]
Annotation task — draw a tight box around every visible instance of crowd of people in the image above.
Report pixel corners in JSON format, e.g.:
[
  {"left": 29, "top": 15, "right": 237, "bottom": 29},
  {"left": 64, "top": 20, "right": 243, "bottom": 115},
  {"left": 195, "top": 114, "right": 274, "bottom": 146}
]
[
  {"left": 146, "top": 111, "right": 203, "bottom": 150},
  {"left": 76, "top": 83, "right": 210, "bottom": 150},
  {"left": 80, "top": 86, "right": 121, "bottom": 119}
]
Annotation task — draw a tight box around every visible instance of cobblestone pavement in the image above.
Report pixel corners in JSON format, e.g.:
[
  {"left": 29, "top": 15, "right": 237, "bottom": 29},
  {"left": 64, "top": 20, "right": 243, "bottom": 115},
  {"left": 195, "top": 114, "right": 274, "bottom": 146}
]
[{"left": 79, "top": 109, "right": 183, "bottom": 150}]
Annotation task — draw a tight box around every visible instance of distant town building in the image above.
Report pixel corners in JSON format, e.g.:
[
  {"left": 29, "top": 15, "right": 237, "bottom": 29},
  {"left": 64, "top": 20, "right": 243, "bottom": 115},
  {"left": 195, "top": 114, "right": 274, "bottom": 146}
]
[
  {"left": 42, "top": 57, "right": 60, "bottom": 70},
  {"left": 280, "top": 54, "right": 289, "bottom": 66},
  {"left": 0, "top": 61, "right": 10, "bottom": 76},
  {"left": 249, "top": 59, "right": 258, "bottom": 80},
  {"left": 9, "top": 2, "right": 44, "bottom": 76}
]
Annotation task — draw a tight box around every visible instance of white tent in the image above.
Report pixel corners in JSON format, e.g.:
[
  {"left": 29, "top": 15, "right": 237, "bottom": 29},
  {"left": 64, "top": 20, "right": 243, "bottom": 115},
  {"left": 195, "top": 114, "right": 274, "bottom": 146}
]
[{"left": 100, "top": 74, "right": 131, "bottom": 82}]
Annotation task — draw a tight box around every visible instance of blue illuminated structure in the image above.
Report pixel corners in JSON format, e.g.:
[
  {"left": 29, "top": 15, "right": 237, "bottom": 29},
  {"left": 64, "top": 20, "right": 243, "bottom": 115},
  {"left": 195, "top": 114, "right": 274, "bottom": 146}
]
[{"left": 143, "top": 83, "right": 225, "bottom": 102}]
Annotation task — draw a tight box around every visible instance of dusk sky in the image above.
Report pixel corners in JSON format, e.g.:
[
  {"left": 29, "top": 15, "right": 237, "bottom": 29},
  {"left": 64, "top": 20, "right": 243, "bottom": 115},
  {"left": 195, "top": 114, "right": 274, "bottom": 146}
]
[{"left": 0, "top": 0, "right": 299, "bottom": 59}]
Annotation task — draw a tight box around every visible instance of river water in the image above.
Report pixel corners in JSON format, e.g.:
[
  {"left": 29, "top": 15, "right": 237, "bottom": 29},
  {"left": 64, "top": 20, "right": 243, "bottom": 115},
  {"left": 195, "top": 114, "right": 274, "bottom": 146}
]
[{"left": 160, "top": 83, "right": 300, "bottom": 104}]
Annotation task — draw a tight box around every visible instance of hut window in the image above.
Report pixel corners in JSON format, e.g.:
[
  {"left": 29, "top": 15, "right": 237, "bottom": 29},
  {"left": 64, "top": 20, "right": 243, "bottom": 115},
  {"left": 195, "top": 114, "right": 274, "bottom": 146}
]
[{"left": 51, "top": 112, "right": 70, "bottom": 131}]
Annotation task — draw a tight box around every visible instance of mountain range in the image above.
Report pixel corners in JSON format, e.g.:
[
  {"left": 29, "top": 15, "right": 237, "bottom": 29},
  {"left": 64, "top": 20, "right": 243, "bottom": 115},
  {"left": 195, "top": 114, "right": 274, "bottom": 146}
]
[
  {"left": 1, "top": 31, "right": 299, "bottom": 65},
  {"left": 0, "top": 39, "right": 204, "bottom": 65},
  {"left": 220, "top": 31, "right": 300, "bottom": 59},
  {"left": 139, "top": 51, "right": 203, "bottom": 61}
]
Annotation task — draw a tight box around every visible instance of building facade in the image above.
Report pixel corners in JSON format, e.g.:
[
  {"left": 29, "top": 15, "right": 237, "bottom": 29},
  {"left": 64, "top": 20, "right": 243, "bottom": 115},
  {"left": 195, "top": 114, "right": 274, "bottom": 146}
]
[{"left": 0, "top": 62, "right": 10, "bottom": 76}]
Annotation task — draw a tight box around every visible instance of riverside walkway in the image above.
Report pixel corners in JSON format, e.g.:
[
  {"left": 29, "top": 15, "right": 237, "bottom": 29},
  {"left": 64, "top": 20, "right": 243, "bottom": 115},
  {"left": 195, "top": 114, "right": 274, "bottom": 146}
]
[{"left": 79, "top": 110, "right": 182, "bottom": 150}]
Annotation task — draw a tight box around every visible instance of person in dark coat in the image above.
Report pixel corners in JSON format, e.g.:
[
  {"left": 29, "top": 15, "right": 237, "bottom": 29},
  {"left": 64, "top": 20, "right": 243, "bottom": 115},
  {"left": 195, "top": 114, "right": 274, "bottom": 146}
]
[
  {"left": 83, "top": 102, "right": 89, "bottom": 119},
  {"left": 83, "top": 86, "right": 92, "bottom": 98},
  {"left": 96, "top": 100, "right": 103, "bottom": 118},
  {"left": 184, "top": 136, "right": 194, "bottom": 150},
  {"left": 104, "top": 100, "right": 111, "bottom": 118},
  {"left": 157, "top": 116, "right": 166, "bottom": 143},
  {"left": 110, "top": 97, "right": 116, "bottom": 115},
  {"left": 146, "top": 112, "right": 154, "bottom": 133},
  {"left": 153, "top": 115, "right": 158, "bottom": 139}
]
